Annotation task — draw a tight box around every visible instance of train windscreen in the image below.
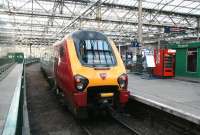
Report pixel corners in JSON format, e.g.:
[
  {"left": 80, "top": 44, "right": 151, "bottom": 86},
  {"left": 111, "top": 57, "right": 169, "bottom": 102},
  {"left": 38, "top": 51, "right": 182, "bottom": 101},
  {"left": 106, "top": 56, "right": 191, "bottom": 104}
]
[{"left": 78, "top": 40, "right": 116, "bottom": 67}]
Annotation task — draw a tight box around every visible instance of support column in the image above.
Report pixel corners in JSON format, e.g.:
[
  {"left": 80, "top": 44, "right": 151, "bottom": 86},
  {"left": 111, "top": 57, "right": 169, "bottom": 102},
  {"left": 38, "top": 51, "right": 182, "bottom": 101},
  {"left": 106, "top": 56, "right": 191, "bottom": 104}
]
[
  {"left": 158, "top": 28, "right": 162, "bottom": 50},
  {"left": 96, "top": 0, "right": 101, "bottom": 30},
  {"left": 137, "top": 0, "right": 143, "bottom": 54},
  {"left": 158, "top": 38, "right": 160, "bottom": 50},
  {"left": 197, "top": 17, "right": 200, "bottom": 41},
  {"left": 133, "top": 0, "right": 143, "bottom": 73},
  {"left": 118, "top": 45, "right": 121, "bottom": 54},
  {"left": 29, "top": 43, "right": 32, "bottom": 58},
  {"left": 30, "top": 0, "right": 33, "bottom": 58}
]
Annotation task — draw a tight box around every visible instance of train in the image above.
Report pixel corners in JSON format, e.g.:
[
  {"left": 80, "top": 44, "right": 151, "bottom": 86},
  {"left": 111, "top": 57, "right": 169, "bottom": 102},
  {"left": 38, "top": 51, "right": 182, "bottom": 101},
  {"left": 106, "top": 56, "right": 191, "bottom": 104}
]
[{"left": 40, "top": 30, "right": 129, "bottom": 118}]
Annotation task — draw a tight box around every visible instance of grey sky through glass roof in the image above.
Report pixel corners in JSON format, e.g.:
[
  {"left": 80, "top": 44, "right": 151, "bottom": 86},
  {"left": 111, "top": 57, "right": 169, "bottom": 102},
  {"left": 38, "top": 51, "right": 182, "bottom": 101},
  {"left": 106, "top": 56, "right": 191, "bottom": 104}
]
[{"left": 0, "top": 0, "right": 200, "bottom": 47}]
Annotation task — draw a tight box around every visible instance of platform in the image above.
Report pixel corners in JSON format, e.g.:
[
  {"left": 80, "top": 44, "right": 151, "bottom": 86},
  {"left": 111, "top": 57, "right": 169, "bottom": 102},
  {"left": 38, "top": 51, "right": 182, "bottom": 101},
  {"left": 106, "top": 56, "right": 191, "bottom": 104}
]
[
  {"left": 175, "top": 76, "right": 200, "bottom": 83},
  {"left": 0, "top": 64, "right": 23, "bottom": 134},
  {"left": 128, "top": 74, "right": 200, "bottom": 125}
]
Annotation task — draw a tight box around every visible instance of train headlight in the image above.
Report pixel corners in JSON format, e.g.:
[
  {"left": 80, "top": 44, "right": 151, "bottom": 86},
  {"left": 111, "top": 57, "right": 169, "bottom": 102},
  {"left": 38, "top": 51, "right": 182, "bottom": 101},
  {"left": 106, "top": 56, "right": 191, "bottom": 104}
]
[
  {"left": 118, "top": 74, "right": 128, "bottom": 89},
  {"left": 74, "top": 75, "right": 89, "bottom": 91}
]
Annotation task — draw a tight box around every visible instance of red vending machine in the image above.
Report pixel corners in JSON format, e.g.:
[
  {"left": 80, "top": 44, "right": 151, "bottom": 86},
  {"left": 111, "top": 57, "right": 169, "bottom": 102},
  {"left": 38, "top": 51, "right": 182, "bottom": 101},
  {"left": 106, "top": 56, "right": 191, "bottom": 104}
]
[{"left": 153, "top": 49, "right": 176, "bottom": 77}]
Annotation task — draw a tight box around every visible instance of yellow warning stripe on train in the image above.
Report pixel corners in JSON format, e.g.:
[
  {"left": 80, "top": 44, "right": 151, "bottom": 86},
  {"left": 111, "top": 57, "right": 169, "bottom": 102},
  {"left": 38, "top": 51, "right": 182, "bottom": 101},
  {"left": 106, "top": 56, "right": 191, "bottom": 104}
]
[{"left": 100, "top": 93, "right": 114, "bottom": 98}]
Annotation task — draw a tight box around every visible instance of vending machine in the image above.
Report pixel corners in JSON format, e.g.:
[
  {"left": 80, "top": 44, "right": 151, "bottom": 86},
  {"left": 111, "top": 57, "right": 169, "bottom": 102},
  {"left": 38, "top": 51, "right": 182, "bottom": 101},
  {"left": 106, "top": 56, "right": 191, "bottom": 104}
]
[{"left": 153, "top": 49, "right": 176, "bottom": 77}]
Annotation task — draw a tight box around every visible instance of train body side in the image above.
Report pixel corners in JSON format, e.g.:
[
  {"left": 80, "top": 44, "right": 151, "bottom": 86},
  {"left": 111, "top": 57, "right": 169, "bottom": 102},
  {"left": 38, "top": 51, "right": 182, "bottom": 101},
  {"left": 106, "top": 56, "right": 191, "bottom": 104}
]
[{"left": 53, "top": 39, "right": 76, "bottom": 109}]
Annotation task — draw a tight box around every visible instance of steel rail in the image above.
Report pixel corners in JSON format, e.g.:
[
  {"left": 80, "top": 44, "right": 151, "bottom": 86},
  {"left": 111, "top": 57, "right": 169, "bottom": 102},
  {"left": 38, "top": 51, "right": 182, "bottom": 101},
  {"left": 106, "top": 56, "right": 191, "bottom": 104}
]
[
  {"left": 81, "top": 126, "right": 93, "bottom": 135},
  {"left": 107, "top": 106, "right": 142, "bottom": 135},
  {"left": 111, "top": 113, "right": 142, "bottom": 135}
]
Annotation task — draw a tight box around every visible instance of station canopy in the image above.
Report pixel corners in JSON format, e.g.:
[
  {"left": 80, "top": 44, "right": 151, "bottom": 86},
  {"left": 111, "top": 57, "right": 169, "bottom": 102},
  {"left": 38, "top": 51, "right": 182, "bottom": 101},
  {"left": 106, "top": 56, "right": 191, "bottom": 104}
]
[{"left": 0, "top": 0, "right": 200, "bottom": 47}]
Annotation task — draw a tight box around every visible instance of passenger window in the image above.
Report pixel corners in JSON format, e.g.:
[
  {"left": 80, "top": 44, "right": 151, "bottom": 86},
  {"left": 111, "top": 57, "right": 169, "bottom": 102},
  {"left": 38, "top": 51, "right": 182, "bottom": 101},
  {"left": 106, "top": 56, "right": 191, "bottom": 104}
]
[
  {"left": 59, "top": 47, "right": 64, "bottom": 57},
  {"left": 78, "top": 40, "right": 116, "bottom": 66}
]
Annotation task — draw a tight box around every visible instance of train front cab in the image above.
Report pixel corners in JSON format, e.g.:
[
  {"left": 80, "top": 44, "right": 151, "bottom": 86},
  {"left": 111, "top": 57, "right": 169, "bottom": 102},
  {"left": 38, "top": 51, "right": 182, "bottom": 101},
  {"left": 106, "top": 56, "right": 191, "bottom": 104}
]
[{"left": 54, "top": 31, "right": 129, "bottom": 118}]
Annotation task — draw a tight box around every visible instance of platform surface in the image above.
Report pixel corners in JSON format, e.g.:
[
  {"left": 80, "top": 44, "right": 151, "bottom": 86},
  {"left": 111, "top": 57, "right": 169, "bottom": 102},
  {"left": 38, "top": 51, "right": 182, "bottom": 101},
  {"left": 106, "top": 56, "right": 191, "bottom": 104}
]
[
  {"left": 128, "top": 74, "right": 200, "bottom": 125},
  {"left": 0, "top": 64, "right": 23, "bottom": 134},
  {"left": 175, "top": 76, "right": 200, "bottom": 83}
]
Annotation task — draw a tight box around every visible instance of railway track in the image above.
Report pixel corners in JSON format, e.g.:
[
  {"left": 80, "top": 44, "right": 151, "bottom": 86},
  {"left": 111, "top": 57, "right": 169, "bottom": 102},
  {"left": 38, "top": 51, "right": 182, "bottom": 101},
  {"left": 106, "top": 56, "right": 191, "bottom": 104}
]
[
  {"left": 80, "top": 101, "right": 200, "bottom": 135},
  {"left": 111, "top": 112, "right": 142, "bottom": 135},
  {"left": 27, "top": 64, "right": 200, "bottom": 135},
  {"left": 81, "top": 125, "right": 93, "bottom": 135},
  {"left": 105, "top": 105, "right": 142, "bottom": 135},
  {"left": 79, "top": 107, "right": 141, "bottom": 135},
  {"left": 80, "top": 115, "right": 141, "bottom": 135}
]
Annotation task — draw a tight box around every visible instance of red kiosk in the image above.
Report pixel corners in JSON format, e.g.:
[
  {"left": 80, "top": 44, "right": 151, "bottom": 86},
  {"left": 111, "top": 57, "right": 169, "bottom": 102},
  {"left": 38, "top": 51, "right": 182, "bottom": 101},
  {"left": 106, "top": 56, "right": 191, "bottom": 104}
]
[{"left": 153, "top": 49, "right": 176, "bottom": 77}]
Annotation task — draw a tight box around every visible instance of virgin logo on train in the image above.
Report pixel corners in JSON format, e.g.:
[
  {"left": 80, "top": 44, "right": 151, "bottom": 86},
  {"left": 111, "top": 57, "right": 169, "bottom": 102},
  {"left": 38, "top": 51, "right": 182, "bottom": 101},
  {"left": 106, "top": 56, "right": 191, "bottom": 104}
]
[{"left": 100, "top": 73, "right": 107, "bottom": 80}]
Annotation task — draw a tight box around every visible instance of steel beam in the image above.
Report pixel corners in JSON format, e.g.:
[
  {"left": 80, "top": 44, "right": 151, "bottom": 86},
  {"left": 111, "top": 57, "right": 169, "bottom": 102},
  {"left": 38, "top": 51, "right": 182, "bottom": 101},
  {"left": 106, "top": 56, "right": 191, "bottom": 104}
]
[
  {"left": 0, "top": 10, "right": 196, "bottom": 30},
  {"left": 37, "top": 0, "right": 200, "bottom": 18}
]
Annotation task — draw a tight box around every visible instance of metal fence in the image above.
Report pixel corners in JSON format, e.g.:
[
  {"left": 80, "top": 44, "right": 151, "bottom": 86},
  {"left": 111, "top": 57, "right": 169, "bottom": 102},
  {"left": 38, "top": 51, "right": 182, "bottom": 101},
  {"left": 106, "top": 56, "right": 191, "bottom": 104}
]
[
  {"left": 0, "top": 63, "right": 14, "bottom": 75},
  {"left": 24, "top": 58, "right": 40, "bottom": 65}
]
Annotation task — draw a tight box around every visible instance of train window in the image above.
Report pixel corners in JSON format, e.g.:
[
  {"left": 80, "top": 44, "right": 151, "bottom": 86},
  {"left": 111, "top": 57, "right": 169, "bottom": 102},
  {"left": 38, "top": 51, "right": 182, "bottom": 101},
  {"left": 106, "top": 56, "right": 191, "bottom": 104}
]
[
  {"left": 78, "top": 40, "right": 116, "bottom": 66},
  {"left": 59, "top": 47, "right": 64, "bottom": 57}
]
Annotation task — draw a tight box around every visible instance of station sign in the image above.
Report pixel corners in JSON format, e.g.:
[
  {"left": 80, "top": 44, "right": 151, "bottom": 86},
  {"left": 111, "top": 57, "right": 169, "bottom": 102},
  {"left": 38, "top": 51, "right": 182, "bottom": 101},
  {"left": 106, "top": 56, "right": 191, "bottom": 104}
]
[{"left": 164, "top": 26, "right": 186, "bottom": 33}]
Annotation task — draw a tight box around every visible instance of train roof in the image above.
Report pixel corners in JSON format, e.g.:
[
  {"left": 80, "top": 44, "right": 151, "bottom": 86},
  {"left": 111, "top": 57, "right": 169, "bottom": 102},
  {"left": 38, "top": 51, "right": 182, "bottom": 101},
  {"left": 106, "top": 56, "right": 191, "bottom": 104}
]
[
  {"left": 53, "top": 30, "right": 109, "bottom": 47},
  {"left": 70, "top": 30, "right": 108, "bottom": 41}
]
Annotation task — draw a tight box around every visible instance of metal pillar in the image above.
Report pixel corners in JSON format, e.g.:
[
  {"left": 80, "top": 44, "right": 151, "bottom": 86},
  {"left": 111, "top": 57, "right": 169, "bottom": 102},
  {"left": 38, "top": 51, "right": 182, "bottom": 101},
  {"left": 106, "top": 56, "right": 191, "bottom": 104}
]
[
  {"left": 96, "top": 0, "right": 101, "bottom": 30},
  {"left": 137, "top": 0, "right": 143, "bottom": 54},
  {"left": 158, "top": 38, "right": 160, "bottom": 50},
  {"left": 118, "top": 45, "right": 121, "bottom": 54},
  {"left": 30, "top": 0, "right": 33, "bottom": 58},
  {"left": 29, "top": 43, "right": 32, "bottom": 58},
  {"left": 197, "top": 17, "right": 200, "bottom": 41},
  {"left": 133, "top": 0, "right": 143, "bottom": 73},
  {"left": 158, "top": 28, "right": 162, "bottom": 49}
]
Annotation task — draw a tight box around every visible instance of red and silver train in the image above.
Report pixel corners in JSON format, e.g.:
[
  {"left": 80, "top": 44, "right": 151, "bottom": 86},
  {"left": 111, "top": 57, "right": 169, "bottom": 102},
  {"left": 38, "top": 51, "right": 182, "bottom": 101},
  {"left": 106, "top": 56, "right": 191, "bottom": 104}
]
[{"left": 41, "top": 30, "right": 129, "bottom": 118}]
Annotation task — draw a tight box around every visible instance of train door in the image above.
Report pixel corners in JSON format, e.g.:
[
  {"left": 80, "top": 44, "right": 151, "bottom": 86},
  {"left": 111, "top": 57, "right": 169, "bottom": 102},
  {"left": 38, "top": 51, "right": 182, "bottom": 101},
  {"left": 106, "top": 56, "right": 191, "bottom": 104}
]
[{"left": 58, "top": 45, "right": 66, "bottom": 90}]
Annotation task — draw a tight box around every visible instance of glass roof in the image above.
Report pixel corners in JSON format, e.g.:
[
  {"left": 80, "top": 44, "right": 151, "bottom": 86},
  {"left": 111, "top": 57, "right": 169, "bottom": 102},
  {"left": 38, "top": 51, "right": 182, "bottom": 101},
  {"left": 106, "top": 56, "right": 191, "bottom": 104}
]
[{"left": 0, "top": 0, "right": 200, "bottom": 47}]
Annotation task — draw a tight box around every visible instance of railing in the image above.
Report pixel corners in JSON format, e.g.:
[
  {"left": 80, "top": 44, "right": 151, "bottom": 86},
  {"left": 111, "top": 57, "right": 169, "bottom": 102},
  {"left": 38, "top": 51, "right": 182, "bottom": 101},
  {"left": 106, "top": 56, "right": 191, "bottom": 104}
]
[
  {"left": 1, "top": 58, "right": 40, "bottom": 135},
  {"left": 0, "top": 63, "right": 14, "bottom": 75},
  {"left": 0, "top": 58, "right": 39, "bottom": 79},
  {"left": 24, "top": 58, "right": 40, "bottom": 65},
  {"left": 1, "top": 62, "right": 30, "bottom": 135}
]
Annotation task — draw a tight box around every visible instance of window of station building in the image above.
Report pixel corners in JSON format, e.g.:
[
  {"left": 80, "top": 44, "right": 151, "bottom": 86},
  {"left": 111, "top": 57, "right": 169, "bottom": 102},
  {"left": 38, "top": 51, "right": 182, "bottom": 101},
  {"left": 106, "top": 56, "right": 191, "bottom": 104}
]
[
  {"left": 78, "top": 40, "right": 116, "bottom": 66},
  {"left": 187, "top": 48, "right": 197, "bottom": 72}
]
